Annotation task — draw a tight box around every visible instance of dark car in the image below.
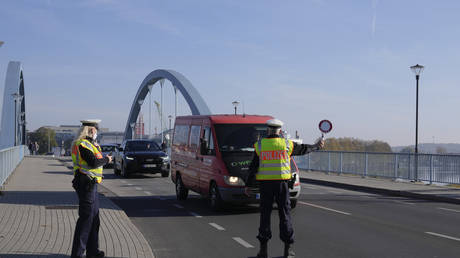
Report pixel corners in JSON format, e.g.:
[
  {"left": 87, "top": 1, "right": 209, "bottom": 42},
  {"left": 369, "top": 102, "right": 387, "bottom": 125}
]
[
  {"left": 113, "top": 139, "right": 170, "bottom": 178},
  {"left": 100, "top": 144, "right": 117, "bottom": 168}
]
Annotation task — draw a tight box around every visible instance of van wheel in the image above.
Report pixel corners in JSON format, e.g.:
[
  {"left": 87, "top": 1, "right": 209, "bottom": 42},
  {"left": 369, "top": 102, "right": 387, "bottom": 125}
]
[
  {"left": 290, "top": 199, "right": 297, "bottom": 209},
  {"left": 175, "top": 175, "right": 188, "bottom": 200},
  {"left": 209, "top": 182, "right": 224, "bottom": 211}
]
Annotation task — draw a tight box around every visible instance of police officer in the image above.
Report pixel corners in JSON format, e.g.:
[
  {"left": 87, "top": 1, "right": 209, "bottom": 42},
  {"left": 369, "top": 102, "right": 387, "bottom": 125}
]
[
  {"left": 249, "top": 118, "right": 324, "bottom": 258},
  {"left": 71, "top": 119, "right": 112, "bottom": 258}
]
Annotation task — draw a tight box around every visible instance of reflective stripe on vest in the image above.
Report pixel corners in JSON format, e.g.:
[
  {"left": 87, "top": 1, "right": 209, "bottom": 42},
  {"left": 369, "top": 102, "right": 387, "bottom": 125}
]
[
  {"left": 71, "top": 139, "right": 103, "bottom": 183},
  {"left": 254, "top": 137, "right": 294, "bottom": 180}
]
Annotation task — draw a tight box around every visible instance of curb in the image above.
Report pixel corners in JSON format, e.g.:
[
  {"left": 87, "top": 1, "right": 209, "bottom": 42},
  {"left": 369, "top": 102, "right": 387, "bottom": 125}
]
[{"left": 300, "top": 177, "right": 460, "bottom": 205}]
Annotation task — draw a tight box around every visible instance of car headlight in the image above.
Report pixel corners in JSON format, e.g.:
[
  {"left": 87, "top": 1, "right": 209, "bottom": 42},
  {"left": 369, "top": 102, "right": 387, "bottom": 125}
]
[
  {"left": 160, "top": 156, "right": 170, "bottom": 162},
  {"left": 125, "top": 156, "right": 134, "bottom": 160},
  {"left": 223, "top": 176, "right": 245, "bottom": 186}
]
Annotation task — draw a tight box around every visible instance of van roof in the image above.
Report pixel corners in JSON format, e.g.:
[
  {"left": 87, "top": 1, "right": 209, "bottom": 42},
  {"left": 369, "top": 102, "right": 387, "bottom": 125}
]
[{"left": 176, "top": 114, "right": 274, "bottom": 124}]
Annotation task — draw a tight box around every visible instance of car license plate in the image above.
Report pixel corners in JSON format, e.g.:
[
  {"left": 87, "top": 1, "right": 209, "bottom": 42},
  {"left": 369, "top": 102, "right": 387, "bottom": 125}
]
[
  {"left": 144, "top": 164, "right": 157, "bottom": 168},
  {"left": 256, "top": 193, "right": 260, "bottom": 200}
]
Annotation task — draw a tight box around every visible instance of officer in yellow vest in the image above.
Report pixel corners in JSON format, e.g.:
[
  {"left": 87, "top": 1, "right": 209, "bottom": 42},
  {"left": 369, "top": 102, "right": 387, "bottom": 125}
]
[
  {"left": 71, "top": 119, "right": 112, "bottom": 258},
  {"left": 250, "top": 119, "right": 324, "bottom": 258}
]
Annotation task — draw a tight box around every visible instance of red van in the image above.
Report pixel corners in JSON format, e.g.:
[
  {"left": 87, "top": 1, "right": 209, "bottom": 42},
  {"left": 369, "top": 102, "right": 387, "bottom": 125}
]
[{"left": 170, "top": 114, "right": 301, "bottom": 210}]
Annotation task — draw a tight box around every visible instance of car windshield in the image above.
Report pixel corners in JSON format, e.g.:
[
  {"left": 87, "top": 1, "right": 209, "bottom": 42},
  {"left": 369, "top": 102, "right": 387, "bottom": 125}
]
[
  {"left": 101, "top": 145, "right": 116, "bottom": 152},
  {"left": 214, "top": 124, "right": 268, "bottom": 152},
  {"left": 125, "top": 141, "right": 160, "bottom": 151}
]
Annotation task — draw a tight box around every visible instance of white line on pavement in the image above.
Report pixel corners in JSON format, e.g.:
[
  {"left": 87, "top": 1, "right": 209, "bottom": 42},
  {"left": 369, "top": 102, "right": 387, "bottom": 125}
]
[
  {"left": 144, "top": 191, "right": 152, "bottom": 195},
  {"left": 425, "top": 232, "right": 460, "bottom": 242},
  {"left": 121, "top": 180, "right": 127, "bottom": 183},
  {"left": 328, "top": 191, "right": 345, "bottom": 194},
  {"left": 233, "top": 237, "right": 254, "bottom": 248},
  {"left": 135, "top": 187, "right": 142, "bottom": 190},
  {"left": 393, "top": 200, "right": 415, "bottom": 205},
  {"left": 298, "top": 201, "right": 351, "bottom": 216},
  {"left": 438, "top": 207, "right": 460, "bottom": 213},
  {"left": 173, "top": 204, "right": 184, "bottom": 209},
  {"left": 127, "top": 183, "right": 133, "bottom": 186},
  {"left": 189, "top": 212, "right": 202, "bottom": 218},
  {"left": 209, "top": 223, "right": 225, "bottom": 231}
]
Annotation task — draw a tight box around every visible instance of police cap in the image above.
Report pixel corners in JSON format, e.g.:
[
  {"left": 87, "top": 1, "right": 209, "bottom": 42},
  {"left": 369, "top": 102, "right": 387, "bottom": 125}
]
[
  {"left": 266, "top": 119, "right": 283, "bottom": 128},
  {"left": 80, "top": 119, "right": 101, "bottom": 129}
]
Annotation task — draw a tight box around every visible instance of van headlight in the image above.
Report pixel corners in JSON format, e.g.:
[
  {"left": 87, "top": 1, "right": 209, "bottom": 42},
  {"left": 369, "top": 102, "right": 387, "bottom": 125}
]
[
  {"left": 160, "top": 156, "right": 170, "bottom": 163},
  {"left": 223, "top": 176, "right": 245, "bottom": 186},
  {"left": 126, "top": 156, "right": 134, "bottom": 160}
]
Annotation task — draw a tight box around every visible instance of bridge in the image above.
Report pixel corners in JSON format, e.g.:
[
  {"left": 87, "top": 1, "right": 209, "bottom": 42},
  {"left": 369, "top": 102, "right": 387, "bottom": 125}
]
[{"left": 1, "top": 62, "right": 460, "bottom": 257}]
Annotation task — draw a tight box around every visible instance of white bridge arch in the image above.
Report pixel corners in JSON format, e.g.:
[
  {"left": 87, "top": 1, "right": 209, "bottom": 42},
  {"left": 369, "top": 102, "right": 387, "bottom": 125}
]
[{"left": 124, "top": 69, "right": 211, "bottom": 140}]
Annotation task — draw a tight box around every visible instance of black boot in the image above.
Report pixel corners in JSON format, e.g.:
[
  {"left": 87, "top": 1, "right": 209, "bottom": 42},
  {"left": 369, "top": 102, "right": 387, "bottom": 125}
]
[
  {"left": 284, "top": 243, "right": 295, "bottom": 258},
  {"left": 257, "top": 242, "right": 268, "bottom": 258}
]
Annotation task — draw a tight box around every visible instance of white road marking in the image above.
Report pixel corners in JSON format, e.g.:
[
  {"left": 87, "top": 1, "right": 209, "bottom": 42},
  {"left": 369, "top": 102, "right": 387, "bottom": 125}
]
[
  {"left": 121, "top": 180, "right": 127, "bottom": 183},
  {"left": 189, "top": 212, "right": 202, "bottom": 218},
  {"left": 209, "top": 223, "right": 225, "bottom": 231},
  {"left": 144, "top": 191, "right": 152, "bottom": 195},
  {"left": 425, "top": 232, "right": 460, "bottom": 242},
  {"left": 303, "top": 185, "right": 318, "bottom": 190},
  {"left": 393, "top": 200, "right": 415, "bottom": 205},
  {"left": 438, "top": 207, "right": 460, "bottom": 213},
  {"left": 298, "top": 201, "right": 351, "bottom": 216},
  {"left": 135, "top": 187, "right": 142, "bottom": 190},
  {"left": 173, "top": 204, "right": 184, "bottom": 209},
  {"left": 127, "top": 183, "right": 133, "bottom": 186},
  {"left": 232, "top": 237, "right": 254, "bottom": 248},
  {"left": 328, "top": 191, "right": 345, "bottom": 194}
]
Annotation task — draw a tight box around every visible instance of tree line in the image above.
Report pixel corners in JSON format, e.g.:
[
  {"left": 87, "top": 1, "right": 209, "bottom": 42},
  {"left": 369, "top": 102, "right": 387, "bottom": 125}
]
[{"left": 323, "top": 137, "right": 392, "bottom": 152}]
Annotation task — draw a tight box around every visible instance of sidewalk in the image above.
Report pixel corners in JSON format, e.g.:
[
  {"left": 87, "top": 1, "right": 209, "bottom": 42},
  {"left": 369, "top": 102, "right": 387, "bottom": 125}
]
[
  {"left": 300, "top": 169, "right": 460, "bottom": 204},
  {"left": 0, "top": 156, "right": 154, "bottom": 258}
]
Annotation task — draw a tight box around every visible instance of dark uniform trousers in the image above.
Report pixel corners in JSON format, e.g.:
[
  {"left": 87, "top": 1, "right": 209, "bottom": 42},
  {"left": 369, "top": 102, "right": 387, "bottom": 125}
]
[
  {"left": 257, "top": 180, "right": 294, "bottom": 244},
  {"left": 71, "top": 173, "right": 100, "bottom": 258}
]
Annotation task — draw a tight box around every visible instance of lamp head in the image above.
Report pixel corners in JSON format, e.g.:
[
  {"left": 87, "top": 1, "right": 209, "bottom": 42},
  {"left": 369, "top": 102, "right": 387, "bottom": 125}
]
[{"left": 410, "top": 64, "right": 424, "bottom": 76}]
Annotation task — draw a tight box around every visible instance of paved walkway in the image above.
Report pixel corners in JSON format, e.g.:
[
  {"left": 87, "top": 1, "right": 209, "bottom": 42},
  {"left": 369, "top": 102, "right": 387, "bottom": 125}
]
[
  {"left": 0, "top": 156, "right": 154, "bottom": 258},
  {"left": 300, "top": 169, "right": 460, "bottom": 204}
]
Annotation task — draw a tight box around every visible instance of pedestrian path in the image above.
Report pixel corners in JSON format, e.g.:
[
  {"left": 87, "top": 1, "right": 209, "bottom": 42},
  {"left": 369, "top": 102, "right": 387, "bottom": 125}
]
[
  {"left": 300, "top": 169, "right": 460, "bottom": 204},
  {"left": 0, "top": 156, "right": 154, "bottom": 258}
]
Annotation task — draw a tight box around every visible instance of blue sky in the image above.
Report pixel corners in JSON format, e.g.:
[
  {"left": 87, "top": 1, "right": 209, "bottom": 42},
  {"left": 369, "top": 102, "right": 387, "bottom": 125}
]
[{"left": 1, "top": 0, "right": 459, "bottom": 146}]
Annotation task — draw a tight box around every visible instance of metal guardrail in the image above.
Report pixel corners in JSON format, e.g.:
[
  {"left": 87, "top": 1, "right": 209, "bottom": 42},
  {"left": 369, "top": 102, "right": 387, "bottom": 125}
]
[
  {"left": 294, "top": 151, "right": 460, "bottom": 184},
  {"left": 0, "top": 145, "right": 28, "bottom": 188}
]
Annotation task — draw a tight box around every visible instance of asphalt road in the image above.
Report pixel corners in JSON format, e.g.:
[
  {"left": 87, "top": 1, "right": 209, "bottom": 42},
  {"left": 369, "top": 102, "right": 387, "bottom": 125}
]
[{"left": 100, "top": 168, "right": 460, "bottom": 258}]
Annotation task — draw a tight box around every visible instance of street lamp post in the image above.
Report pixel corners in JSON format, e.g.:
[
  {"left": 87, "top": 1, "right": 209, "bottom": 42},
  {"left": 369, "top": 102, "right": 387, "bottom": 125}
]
[
  {"left": 232, "top": 101, "right": 240, "bottom": 115},
  {"left": 410, "top": 64, "right": 424, "bottom": 181},
  {"left": 11, "top": 93, "right": 22, "bottom": 146}
]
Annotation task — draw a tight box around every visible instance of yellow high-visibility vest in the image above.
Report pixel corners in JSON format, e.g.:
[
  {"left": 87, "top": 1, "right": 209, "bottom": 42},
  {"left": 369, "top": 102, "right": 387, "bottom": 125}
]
[
  {"left": 71, "top": 139, "right": 103, "bottom": 183},
  {"left": 254, "top": 137, "right": 294, "bottom": 180}
]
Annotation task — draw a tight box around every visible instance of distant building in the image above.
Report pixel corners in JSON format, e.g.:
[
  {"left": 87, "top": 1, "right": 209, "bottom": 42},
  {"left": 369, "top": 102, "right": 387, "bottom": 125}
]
[{"left": 135, "top": 113, "right": 145, "bottom": 139}]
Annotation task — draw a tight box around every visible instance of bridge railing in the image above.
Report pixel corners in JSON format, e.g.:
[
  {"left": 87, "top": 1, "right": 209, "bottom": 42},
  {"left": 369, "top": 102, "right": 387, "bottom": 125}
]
[
  {"left": 294, "top": 151, "right": 460, "bottom": 185},
  {"left": 0, "top": 145, "right": 28, "bottom": 188}
]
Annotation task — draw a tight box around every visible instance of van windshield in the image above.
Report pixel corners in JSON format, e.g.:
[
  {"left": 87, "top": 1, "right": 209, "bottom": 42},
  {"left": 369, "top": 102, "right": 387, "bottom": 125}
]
[{"left": 214, "top": 124, "right": 268, "bottom": 152}]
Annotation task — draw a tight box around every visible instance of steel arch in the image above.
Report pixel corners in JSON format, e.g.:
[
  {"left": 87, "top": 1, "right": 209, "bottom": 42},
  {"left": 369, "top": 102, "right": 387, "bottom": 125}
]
[
  {"left": 0, "top": 61, "right": 26, "bottom": 148},
  {"left": 124, "top": 69, "right": 211, "bottom": 140}
]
